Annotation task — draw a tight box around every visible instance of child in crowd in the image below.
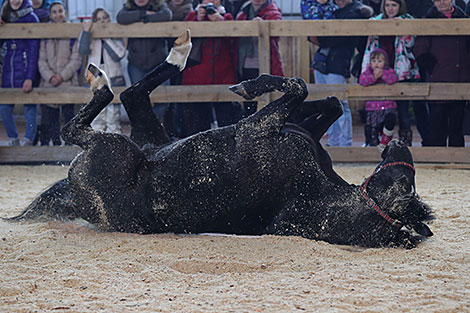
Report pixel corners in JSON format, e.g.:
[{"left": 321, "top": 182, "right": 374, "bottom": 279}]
[
  {"left": 301, "top": 0, "right": 337, "bottom": 20},
  {"left": 359, "top": 48, "right": 398, "bottom": 151},
  {"left": 0, "top": 0, "right": 40, "bottom": 146},
  {"left": 79, "top": 7, "right": 126, "bottom": 134},
  {"left": 181, "top": 0, "right": 241, "bottom": 137},
  {"left": 301, "top": 0, "right": 338, "bottom": 74},
  {"left": 37, "top": 1, "right": 81, "bottom": 145},
  {"left": 32, "top": 0, "right": 50, "bottom": 22}
]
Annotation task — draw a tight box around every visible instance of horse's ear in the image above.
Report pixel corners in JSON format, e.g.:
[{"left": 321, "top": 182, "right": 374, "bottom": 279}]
[
  {"left": 413, "top": 221, "right": 433, "bottom": 237},
  {"left": 381, "top": 144, "right": 390, "bottom": 160}
]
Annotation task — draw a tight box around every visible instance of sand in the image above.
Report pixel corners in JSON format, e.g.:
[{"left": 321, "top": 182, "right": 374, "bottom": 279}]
[{"left": 0, "top": 164, "right": 469, "bottom": 312}]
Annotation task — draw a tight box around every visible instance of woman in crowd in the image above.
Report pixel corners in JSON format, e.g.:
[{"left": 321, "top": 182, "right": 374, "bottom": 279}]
[
  {"left": 0, "top": 0, "right": 40, "bottom": 146},
  {"left": 37, "top": 1, "right": 81, "bottom": 146},
  {"left": 117, "top": 0, "right": 172, "bottom": 121},
  {"left": 236, "top": 0, "right": 284, "bottom": 117},
  {"left": 166, "top": 0, "right": 193, "bottom": 138},
  {"left": 79, "top": 7, "right": 126, "bottom": 134},
  {"left": 361, "top": 0, "right": 425, "bottom": 146},
  {"left": 312, "top": 0, "right": 373, "bottom": 147},
  {"left": 414, "top": 0, "right": 470, "bottom": 146},
  {"left": 181, "top": 0, "right": 241, "bottom": 136}
]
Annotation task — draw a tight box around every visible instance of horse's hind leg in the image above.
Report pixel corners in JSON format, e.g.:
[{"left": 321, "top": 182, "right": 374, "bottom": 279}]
[
  {"left": 120, "top": 30, "right": 192, "bottom": 148},
  {"left": 61, "top": 65, "right": 115, "bottom": 148},
  {"left": 292, "top": 97, "right": 343, "bottom": 142},
  {"left": 230, "top": 75, "right": 308, "bottom": 134}
]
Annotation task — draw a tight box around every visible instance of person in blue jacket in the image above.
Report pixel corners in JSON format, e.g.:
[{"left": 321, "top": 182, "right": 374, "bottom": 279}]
[{"left": 0, "top": 0, "right": 40, "bottom": 146}]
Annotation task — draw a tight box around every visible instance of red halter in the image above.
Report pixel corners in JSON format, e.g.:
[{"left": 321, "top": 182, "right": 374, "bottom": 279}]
[{"left": 359, "top": 162, "right": 415, "bottom": 228}]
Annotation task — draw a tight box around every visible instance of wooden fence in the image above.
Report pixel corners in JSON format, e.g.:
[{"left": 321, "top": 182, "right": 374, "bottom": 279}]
[
  {"left": 1, "top": 20, "right": 469, "bottom": 163},
  {"left": 2, "top": 19, "right": 470, "bottom": 102}
]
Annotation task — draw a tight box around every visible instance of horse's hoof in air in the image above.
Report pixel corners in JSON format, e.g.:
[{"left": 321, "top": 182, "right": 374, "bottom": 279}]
[
  {"left": 166, "top": 29, "right": 192, "bottom": 71},
  {"left": 86, "top": 63, "right": 111, "bottom": 92},
  {"left": 229, "top": 83, "right": 255, "bottom": 100}
]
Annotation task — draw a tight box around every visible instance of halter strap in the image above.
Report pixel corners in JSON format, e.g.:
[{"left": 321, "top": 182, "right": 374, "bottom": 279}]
[{"left": 359, "top": 162, "right": 415, "bottom": 228}]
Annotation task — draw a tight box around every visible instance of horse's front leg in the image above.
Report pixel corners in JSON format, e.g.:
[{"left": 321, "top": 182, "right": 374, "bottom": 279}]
[{"left": 61, "top": 64, "right": 114, "bottom": 149}]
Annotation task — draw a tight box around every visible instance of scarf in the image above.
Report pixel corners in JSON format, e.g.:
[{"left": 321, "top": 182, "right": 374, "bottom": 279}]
[
  {"left": 8, "top": 7, "right": 33, "bottom": 23},
  {"left": 167, "top": 0, "right": 192, "bottom": 21}
]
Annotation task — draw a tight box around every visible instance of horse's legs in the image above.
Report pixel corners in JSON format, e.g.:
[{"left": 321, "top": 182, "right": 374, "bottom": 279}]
[
  {"left": 230, "top": 74, "right": 308, "bottom": 135},
  {"left": 292, "top": 97, "right": 343, "bottom": 142},
  {"left": 120, "top": 31, "right": 192, "bottom": 147},
  {"left": 61, "top": 66, "right": 115, "bottom": 148}
]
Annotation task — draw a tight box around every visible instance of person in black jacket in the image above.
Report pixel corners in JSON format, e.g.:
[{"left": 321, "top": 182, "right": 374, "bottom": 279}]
[
  {"left": 312, "top": 0, "right": 373, "bottom": 146},
  {"left": 117, "top": 0, "right": 173, "bottom": 121}
]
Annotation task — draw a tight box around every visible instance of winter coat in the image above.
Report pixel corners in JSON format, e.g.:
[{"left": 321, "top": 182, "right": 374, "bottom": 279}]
[
  {"left": 413, "top": 6, "right": 470, "bottom": 83},
  {"left": 182, "top": 10, "right": 237, "bottom": 85},
  {"left": 117, "top": 0, "right": 172, "bottom": 71},
  {"left": 0, "top": 0, "right": 40, "bottom": 88},
  {"left": 405, "top": 0, "right": 433, "bottom": 18},
  {"left": 78, "top": 31, "right": 126, "bottom": 80},
  {"left": 359, "top": 67, "right": 398, "bottom": 111},
  {"left": 361, "top": 14, "right": 420, "bottom": 81},
  {"left": 38, "top": 34, "right": 81, "bottom": 88},
  {"left": 166, "top": 0, "right": 192, "bottom": 21},
  {"left": 236, "top": 0, "right": 284, "bottom": 77},
  {"left": 301, "top": 0, "right": 337, "bottom": 20},
  {"left": 316, "top": 0, "right": 373, "bottom": 78}
]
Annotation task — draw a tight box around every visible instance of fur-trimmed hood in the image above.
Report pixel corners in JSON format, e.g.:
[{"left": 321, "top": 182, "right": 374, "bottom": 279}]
[{"left": 125, "top": 0, "right": 164, "bottom": 10}]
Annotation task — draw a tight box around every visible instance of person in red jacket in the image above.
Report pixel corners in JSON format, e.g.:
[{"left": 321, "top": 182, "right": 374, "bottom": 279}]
[
  {"left": 236, "top": 0, "right": 284, "bottom": 117},
  {"left": 181, "top": 0, "right": 241, "bottom": 137}
]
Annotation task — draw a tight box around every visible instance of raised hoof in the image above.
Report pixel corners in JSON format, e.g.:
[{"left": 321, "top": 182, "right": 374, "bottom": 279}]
[
  {"left": 86, "top": 63, "right": 111, "bottom": 92},
  {"left": 174, "top": 29, "right": 190, "bottom": 47},
  {"left": 229, "top": 83, "right": 255, "bottom": 100},
  {"left": 166, "top": 29, "right": 192, "bottom": 71}
]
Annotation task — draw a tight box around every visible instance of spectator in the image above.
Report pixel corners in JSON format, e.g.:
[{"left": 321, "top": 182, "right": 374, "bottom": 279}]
[
  {"left": 0, "top": 0, "right": 40, "bottom": 146},
  {"left": 37, "top": 1, "right": 81, "bottom": 146},
  {"left": 79, "top": 8, "right": 126, "bottom": 135},
  {"left": 117, "top": 0, "right": 172, "bottom": 121},
  {"left": 414, "top": 0, "right": 470, "bottom": 147},
  {"left": 30, "top": 0, "right": 50, "bottom": 145},
  {"left": 181, "top": 0, "right": 241, "bottom": 136},
  {"left": 31, "top": 0, "right": 50, "bottom": 22},
  {"left": 361, "top": 0, "right": 428, "bottom": 146},
  {"left": 404, "top": 0, "right": 433, "bottom": 17},
  {"left": 312, "top": 0, "right": 373, "bottom": 147},
  {"left": 236, "top": 0, "right": 284, "bottom": 117},
  {"left": 300, "top": 0, "right": 338, "bottom": 74},
  {"left": 301, "top": 0, "right": 337, "bottom": 20},
  {"left": 166, "top": 0, "right": 193, "bottom": 138},
  {"left": 167, "top": 0, "right": 192, "bottom": 21},
  {"left": 359, "top": 48, "right": 398, "bottom": 151}
]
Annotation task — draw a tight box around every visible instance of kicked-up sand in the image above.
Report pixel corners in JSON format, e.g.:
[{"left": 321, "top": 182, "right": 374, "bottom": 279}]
[{"left": 0, "top": 164, "right": 469, "bottom": 312}]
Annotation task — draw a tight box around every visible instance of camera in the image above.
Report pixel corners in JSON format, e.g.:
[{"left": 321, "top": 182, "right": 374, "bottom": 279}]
[{"left": 203, "top": 2, "right": 217, "bottom": 15}]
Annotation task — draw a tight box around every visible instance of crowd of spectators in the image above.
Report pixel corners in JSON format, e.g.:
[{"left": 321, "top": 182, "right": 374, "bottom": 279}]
[{"left": 0, "top": 0, "right": 469, "bottom": 147}]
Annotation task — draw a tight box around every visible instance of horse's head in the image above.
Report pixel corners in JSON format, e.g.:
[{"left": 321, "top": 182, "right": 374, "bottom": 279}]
[{"left": 363, "top": 140, "right": 434, "bottom": 245}]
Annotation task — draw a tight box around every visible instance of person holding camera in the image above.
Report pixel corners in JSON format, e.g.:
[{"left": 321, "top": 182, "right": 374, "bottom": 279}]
[
  {"left": 181, "top": 0, "right": 241, "bottom": 137},
  {"left": 235, "top": 0, "right": 284, "bottom": 117}
]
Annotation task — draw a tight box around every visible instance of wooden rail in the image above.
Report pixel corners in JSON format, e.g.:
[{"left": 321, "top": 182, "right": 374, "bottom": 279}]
[
  {"left": 1, "top": 146, "right": 469, "bottom": 165},
  {"left": 2, "top": 83, "right": 470, "bottom": 104},
  {"left": 2, "top": 19, "right": 470, "bottom": 39},
  {"left": 1, "top": 20, "right": 470, "bottom": 103}
]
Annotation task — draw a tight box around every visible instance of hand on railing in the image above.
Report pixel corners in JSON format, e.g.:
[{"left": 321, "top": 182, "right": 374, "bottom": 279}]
[{"left": 22, "top": 79, "right": 33, "bottom": 93}]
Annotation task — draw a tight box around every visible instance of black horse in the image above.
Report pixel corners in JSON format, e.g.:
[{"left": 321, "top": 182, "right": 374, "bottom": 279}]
[{"left": 8, "top": 31, "right": 433, "bottom": 248}]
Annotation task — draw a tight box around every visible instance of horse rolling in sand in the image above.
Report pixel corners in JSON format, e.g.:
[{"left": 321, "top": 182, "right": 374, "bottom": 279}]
[{"left": 7, "top": 31, "right": 433, "bottom": 249}]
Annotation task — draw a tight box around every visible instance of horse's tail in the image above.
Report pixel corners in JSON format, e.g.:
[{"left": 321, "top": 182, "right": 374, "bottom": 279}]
[{"left": 2, "top": 178, "right": 77, "bottom": 222}]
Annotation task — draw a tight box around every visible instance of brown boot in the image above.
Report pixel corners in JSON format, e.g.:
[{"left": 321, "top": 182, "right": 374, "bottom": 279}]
[{"left": 399, "top": 129, "right": 413, "bottom": 146}]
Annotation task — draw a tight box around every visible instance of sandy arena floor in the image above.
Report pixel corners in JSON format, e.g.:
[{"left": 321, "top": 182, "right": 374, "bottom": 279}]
[{"left": 0, "top": 164, "right": 469, "bottom": 312}]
